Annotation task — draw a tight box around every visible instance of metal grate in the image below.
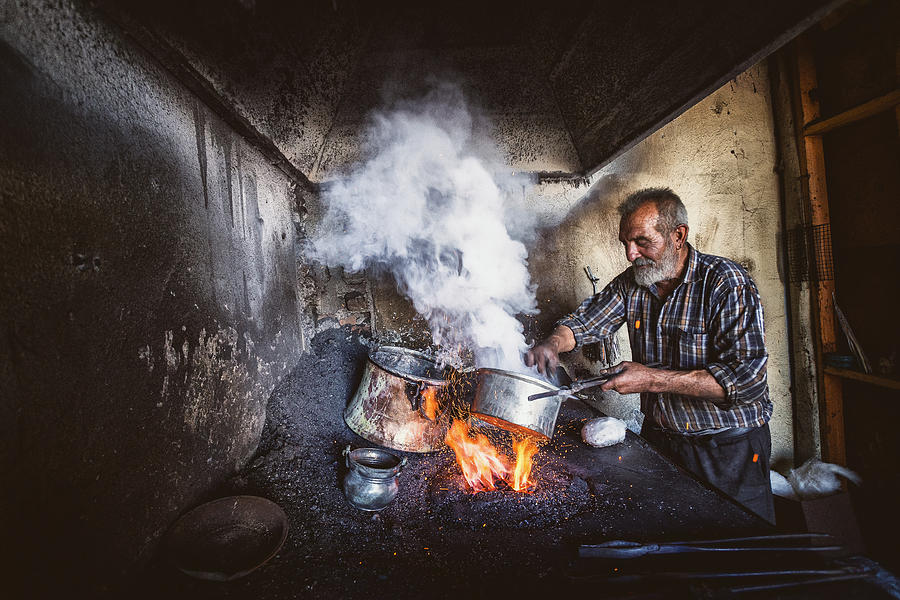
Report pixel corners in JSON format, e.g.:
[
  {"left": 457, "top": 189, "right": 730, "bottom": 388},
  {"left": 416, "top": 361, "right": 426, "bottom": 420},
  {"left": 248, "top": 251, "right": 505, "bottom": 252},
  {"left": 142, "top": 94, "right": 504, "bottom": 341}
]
[{"left": 785, "top": 223, "right": 834, "bottom": 282}]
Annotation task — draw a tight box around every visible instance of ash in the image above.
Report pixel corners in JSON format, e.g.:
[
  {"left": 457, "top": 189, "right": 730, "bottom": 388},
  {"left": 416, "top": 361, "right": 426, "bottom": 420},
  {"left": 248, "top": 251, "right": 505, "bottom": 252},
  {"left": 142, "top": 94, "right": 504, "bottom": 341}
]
[
  {"left": 423, "top": 453, "right": 594, "bottom": 529},
  {"left": 136, "top": 326, "right": 768, "bottom": 599}
]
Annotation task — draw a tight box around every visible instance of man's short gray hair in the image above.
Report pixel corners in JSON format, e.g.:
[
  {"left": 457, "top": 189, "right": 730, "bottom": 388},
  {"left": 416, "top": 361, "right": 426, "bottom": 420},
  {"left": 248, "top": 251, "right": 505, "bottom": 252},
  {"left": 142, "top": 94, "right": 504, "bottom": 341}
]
[{"left": 617, "top": 187, "right": 688, "bottom": 234}]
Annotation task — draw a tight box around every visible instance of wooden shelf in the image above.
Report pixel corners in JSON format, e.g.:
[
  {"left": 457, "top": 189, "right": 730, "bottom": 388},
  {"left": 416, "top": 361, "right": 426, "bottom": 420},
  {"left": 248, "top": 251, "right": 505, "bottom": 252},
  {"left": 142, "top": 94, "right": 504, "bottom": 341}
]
[
  {"left": 803, "top": 89, "right": 900, "bottom": 136},
  {"left": 824, "top": 366, "right": 900, "bottom": 391}
]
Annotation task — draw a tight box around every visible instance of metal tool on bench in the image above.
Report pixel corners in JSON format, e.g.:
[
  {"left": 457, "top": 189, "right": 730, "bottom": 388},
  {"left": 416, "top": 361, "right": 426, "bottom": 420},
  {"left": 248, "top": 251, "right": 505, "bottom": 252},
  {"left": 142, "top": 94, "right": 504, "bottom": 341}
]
[
  {"left": 567, "top": 563, "right": 877, "bottom": 593},
  {"left": 578, "top": 533, "right": 843, "bottom": 559}
]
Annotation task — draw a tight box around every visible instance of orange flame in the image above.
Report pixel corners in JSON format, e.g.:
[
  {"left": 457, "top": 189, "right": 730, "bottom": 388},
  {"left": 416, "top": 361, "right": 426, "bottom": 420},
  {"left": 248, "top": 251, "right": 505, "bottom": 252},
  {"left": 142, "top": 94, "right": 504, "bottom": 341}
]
[
  {"left": 445, "top": 419, "right": 539, "bottom": 493},
  {"left": 445, "top": 420, "right": 510, "bottom": 492},
  {"left": 421, "top": 387, "right": 439, "bottom": 421},
  {"left": 511, "top": 436, "right": 538, "bottom": 492}
]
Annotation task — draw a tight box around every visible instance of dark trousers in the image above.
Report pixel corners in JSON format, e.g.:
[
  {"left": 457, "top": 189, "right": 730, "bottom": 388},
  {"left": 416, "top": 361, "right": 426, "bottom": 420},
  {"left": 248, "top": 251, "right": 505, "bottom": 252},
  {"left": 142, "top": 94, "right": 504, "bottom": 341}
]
[{"left": 641, "top": 422, "right": 775, "bottom": 523}]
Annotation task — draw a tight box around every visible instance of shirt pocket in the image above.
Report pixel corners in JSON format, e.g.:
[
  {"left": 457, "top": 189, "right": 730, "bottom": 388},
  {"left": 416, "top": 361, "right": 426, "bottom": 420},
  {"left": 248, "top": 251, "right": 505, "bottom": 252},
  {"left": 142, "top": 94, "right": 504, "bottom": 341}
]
[{"left": 676, "top": 327, "right": 708, "bottom": 370}]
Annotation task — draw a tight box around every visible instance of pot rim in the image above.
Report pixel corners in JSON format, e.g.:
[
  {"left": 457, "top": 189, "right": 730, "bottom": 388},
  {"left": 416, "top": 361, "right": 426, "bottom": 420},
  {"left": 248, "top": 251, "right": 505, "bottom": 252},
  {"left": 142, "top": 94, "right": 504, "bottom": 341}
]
[
  {"left": 474, "top": 367, "right": 560, "bottom": 392},
  {"left": 370, "top": 345, "right": 449, "bottom": 387},
  {"left": 346, "top": 447, "right": 405, "bottom": 478}
]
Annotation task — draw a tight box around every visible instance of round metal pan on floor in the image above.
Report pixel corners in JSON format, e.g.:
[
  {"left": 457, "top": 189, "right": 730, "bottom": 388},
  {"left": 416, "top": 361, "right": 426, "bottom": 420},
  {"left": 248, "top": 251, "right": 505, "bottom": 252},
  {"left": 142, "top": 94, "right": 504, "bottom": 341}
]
[{"left": 166, "top": 495, "right": 289, "bottom": 581}]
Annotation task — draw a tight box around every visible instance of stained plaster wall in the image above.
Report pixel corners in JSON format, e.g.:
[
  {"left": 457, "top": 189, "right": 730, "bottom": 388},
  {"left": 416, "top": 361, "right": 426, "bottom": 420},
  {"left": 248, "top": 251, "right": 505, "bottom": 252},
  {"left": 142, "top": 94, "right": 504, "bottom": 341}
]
[
  {"left": 527, "top": 63, "right": 794, "bottom": 464},
  {"left": 0, "top": 0, "right": 307, "bottom": 591}
]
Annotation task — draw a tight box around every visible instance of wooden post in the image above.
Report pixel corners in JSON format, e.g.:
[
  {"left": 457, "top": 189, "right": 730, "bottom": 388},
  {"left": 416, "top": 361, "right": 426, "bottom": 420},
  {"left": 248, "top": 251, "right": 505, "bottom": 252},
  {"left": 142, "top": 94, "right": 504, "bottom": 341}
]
[{"left": 793, "top": 35, "right": 846, "bottom": 465}]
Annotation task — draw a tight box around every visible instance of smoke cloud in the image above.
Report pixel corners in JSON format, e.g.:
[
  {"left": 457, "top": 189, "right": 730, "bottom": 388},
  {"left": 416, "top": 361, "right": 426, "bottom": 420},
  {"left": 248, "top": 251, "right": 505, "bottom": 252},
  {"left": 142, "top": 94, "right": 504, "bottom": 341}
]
[{"left": 308, "top": 83, "right": 537, "bottom": 372}]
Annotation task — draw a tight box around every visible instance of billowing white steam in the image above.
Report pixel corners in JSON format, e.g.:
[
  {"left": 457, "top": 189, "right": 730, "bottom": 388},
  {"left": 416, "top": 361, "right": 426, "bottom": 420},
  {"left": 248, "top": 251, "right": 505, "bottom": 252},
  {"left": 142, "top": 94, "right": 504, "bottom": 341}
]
[{"left": 309, "top": 84, "right": 536, "bottom": 371}]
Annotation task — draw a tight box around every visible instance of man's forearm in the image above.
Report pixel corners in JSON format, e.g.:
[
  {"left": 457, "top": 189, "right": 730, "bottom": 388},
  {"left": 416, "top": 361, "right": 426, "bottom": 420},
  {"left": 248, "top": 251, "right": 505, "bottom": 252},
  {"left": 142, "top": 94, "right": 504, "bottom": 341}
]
[
  {"left": 601, "top": 362, "right": 726, "bottom": 399},
  {"left": 649, "top": 368, "right": 725, "bottom": 399}
]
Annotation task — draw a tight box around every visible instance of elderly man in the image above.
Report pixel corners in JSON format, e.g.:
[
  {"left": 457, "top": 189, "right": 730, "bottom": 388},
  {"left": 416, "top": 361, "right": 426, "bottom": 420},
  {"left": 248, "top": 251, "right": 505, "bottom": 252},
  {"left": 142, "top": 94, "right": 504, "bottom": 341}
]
[{"left": 526, "top": 187, "right": 774, "bottom": 522}]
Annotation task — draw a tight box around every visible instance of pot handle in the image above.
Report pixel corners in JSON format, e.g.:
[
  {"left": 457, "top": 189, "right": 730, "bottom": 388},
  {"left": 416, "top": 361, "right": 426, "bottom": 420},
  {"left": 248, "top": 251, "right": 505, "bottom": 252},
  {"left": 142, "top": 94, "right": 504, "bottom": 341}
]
[
  {"left": 343, "top": 445, "right": 351, "bottom": 469},
  {"left": 405, "top": 380, "right": 426, "bottom": 412}
]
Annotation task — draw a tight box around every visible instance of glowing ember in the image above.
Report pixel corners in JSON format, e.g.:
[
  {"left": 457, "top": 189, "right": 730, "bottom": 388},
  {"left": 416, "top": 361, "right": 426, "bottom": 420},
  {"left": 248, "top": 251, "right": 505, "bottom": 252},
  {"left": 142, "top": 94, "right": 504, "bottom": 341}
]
[
  {"left": 511, "top": 436, "right": 538, "bottom": 492},
  {"left": 421, "top": 387, "right": 440, "bottom": 421},
  {"left": 444, "top": 419, "right": 538, "bottom": 493}
]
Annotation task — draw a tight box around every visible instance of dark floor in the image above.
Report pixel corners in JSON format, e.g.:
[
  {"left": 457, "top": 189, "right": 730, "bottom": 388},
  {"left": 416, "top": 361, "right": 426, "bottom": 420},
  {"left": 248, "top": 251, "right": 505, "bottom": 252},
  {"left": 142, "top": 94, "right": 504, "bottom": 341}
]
[{"left": 132, "top": 327, "right": 900, "bottom": 599}]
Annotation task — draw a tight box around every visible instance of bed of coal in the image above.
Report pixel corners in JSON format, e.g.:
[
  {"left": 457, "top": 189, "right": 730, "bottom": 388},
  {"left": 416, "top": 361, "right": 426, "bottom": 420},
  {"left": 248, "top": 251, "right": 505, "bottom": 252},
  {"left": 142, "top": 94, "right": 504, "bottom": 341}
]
[{"left": 139, "top": 326, "right": 870, "bottom": 599}]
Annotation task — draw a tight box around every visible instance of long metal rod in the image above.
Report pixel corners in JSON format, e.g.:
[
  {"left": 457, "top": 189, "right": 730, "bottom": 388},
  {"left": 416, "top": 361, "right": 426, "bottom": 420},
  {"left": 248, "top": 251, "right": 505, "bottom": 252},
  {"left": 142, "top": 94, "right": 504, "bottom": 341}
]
[
  {"left": 569, "top": 566, "right": 872, "bottom": 583},
  {"left": 579, "top": 537, "right": 843, "bottom": 559},
  {"left": 664, "top": 533, "right": 835, "bottom": 546},
  {"left": 728, "top": 572, "right": 873, "bottom": 593},
  {"left": 667, "top": 567, "right": 869, "bottom": 580},
  {"left": 579, "top": 545, "right": 844, "bottom": 559}
]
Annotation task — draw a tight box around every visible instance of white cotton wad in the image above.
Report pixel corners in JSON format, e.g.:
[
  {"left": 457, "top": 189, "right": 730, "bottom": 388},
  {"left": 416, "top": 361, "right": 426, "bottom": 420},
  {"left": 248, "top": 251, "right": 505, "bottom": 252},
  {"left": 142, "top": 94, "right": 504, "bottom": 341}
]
[
  {"left": 307, "top": 83, "right": 537, "bottom": 371},
  {"left": 581, "top": 417, "right": 627, "bottom": 448},
  {"left": 787, "top": 458, "right": 862, "bottom": 500}
]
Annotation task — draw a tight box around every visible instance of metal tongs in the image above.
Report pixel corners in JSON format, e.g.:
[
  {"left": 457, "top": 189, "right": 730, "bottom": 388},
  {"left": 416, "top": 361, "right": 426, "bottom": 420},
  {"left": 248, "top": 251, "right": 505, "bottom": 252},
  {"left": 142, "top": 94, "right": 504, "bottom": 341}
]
[
  {"left": 527, "top": 373, "right": 619, "bottom": 401},
  {"left": 578, "top": 534, "right": 843, "bottom": 559},
  {"left": 528, "top": 363, "right": 663, "bottom": 401}
]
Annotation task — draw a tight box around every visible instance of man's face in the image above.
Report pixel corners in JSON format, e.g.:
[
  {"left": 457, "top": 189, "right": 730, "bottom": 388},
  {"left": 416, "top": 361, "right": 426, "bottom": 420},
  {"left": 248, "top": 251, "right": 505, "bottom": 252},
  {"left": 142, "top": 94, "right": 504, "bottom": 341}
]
[{"left": 618, "top": 203, "right": 679, "bottom": 287}]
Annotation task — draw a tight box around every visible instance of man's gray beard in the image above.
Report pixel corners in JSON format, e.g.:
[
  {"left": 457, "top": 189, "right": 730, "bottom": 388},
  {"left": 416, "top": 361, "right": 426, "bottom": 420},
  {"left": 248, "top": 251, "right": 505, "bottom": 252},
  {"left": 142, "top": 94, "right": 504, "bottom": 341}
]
[{"left": 633, "top": 241, "right": 679, "bottom": 288}]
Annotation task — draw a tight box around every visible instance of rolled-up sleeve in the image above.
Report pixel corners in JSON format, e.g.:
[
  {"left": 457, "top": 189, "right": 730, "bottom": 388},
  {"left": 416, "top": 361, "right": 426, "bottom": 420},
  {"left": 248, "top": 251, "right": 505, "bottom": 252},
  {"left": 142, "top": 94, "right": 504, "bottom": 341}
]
[
  {"left": 556, "top": 276, "right": 627, "bottom": 350},
  {"left": 706, "top": 283, "right": 768, "bottom": 409}
]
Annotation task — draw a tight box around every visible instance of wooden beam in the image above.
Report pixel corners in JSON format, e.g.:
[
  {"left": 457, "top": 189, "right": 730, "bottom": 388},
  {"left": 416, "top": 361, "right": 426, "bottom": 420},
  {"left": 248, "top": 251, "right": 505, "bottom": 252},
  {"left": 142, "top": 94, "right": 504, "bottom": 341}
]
[
  {"left": 793, "top": 35, "right": 846, "bottom": 466},
  {"left": 803, "top": 89, "right": 900, "bottom": 136},
  {"left": 824, "top": 366, "right": 900, "bottom": 391}
]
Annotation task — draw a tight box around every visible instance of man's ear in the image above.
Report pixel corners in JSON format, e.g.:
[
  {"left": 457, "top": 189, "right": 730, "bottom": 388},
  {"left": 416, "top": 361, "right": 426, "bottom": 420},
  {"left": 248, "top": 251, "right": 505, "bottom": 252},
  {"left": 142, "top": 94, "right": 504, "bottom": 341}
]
[{"left": 674, "top": 224, "right": 688, "bottom": 248}]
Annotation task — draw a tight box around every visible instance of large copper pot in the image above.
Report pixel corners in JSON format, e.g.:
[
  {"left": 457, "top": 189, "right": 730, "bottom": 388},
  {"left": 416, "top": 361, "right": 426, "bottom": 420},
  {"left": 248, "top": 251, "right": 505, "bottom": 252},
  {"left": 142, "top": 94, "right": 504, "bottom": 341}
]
[{"left": 344, "top": 346, "right": 449, "bottom": 452}]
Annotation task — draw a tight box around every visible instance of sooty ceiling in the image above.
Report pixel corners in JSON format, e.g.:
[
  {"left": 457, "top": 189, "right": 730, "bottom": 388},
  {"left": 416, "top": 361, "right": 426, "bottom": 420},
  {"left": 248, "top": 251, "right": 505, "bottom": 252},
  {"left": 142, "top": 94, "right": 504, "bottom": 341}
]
[{"left": 100, "top": 0, "right": 840, "bottom": 183}]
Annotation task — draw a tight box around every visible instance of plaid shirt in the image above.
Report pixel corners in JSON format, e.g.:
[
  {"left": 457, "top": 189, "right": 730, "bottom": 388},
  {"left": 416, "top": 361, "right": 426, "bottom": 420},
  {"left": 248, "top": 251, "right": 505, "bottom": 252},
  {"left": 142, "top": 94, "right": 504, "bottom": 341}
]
[{"left": 558, "top": 244, "right": 771, "bottom": 432}]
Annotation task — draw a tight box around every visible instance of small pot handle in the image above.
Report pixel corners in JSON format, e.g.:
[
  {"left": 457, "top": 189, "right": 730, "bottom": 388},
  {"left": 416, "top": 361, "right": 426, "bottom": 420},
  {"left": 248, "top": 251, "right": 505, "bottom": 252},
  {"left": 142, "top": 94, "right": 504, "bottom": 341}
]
[
  {"left": 405, "top": 380, "right": 426, "bottom": 412},
  {"left": 343, "top": 445, "right": 351, "bottom": 469}
]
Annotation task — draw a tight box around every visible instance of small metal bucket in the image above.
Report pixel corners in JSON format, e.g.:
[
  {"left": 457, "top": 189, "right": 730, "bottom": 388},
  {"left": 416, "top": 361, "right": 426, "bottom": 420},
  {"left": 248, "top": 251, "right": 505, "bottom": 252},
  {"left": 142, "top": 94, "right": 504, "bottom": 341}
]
[
  {"left": 342, "top": 446, "right": 407, "bottom": 511},
  {"left": 470, "top": 368, "right": 563, "bottom": 440}
]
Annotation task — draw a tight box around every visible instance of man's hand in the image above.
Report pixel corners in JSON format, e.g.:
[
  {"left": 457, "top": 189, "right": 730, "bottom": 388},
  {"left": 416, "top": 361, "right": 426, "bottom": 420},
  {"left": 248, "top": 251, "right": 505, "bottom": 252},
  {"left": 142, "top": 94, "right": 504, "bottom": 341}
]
[
  {"left": 524, "top": 325, "right": 576, "bottom": 376},
  {"left": 599, "top": 361, "right": 663, "bottom": 394},
  {"left": 524, "top": 341, "right": 560, "bottom": 376}
]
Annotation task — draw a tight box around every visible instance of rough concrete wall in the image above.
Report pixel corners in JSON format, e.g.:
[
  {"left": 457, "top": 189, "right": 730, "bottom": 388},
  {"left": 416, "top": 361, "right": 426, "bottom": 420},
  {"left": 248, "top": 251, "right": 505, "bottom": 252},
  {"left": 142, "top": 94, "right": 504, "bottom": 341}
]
[
  {"left": 527, "top": 64, "right": 795, "bottom": 464},
  {"left": 0, "top": 0, "right": 306, "bottom": 591}
]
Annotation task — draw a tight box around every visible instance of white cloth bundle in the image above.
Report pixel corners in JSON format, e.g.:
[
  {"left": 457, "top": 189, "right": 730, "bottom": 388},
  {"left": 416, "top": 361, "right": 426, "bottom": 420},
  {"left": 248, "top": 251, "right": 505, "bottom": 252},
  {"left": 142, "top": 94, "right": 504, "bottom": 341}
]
[{"left": 581, "top": 417, "right": 627, "bottom": 448}]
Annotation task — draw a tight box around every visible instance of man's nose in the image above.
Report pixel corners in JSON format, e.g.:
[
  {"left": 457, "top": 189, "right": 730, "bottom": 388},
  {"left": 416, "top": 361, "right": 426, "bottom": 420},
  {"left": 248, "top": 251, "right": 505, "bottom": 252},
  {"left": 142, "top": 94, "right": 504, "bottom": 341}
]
[{"left": 624, "top": 243, "right": 641, "bottom": 263}]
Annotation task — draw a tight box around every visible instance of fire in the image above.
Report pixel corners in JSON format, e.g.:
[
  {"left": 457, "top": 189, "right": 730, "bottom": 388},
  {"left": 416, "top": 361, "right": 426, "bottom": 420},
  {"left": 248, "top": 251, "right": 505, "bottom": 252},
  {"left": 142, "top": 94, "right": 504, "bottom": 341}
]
[
  {"left": 444, "top": 419, "right": 538, "bottom": 493},
  {"left": 445, "top": 420, "right": 510, "bottom": 492},
  {"left": 511, "top": 436, "right": 538, "bottom": 492},
  {"left": 421, "top": 387, "right": 439, "bottom": 421}
]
